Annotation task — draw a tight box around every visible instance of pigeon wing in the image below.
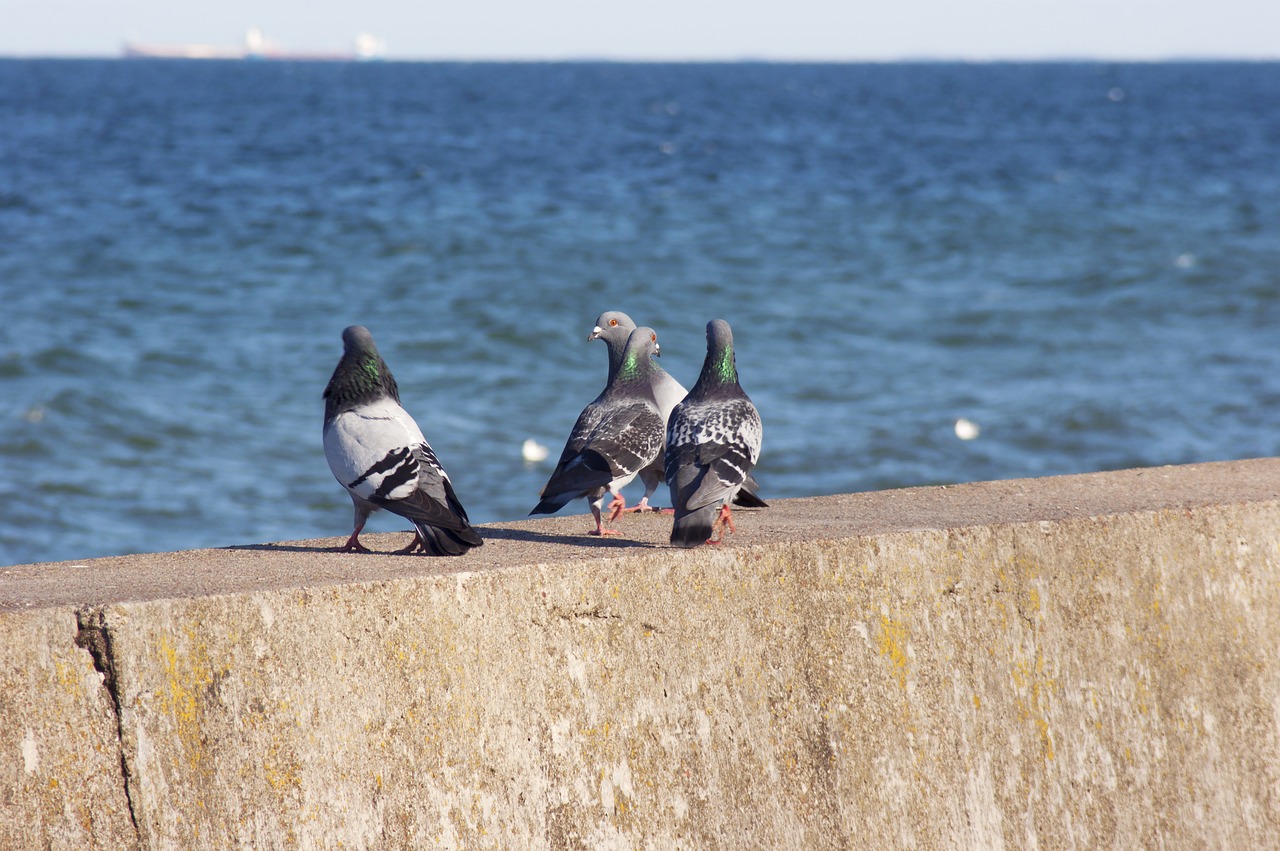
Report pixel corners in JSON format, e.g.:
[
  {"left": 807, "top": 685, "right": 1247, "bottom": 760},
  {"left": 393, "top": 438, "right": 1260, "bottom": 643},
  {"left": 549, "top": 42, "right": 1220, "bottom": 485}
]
[
  {"left": 377, "top": 442, "right": 480, "bottom": 535},
  {"left": 666, "top": 398, "right": 762, "bottom": 513},
  {"left": 325, "top": 401, "right": 480, "bottom": 542},
  {"left": 544, "top": 399, "right": 607, "bottom": 479},
  {"left": 585, "top": 401, "right": 666, "bottom": 487},
  {"left": 324, "top": 400, "right": 428, "bottom": 504},
  {"left": 535, "top": 401, "right": 663, "bottom": 506}
]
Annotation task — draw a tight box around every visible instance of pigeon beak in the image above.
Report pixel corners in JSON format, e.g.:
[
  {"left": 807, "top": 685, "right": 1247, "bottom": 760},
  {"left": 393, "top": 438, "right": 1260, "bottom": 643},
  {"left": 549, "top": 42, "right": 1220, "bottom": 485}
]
[
  {"left": 654, "top": 343, "right": 661, "bottom": 357},
  {"left": 588, "top": 326, "right": 604, "bottom": 342}
]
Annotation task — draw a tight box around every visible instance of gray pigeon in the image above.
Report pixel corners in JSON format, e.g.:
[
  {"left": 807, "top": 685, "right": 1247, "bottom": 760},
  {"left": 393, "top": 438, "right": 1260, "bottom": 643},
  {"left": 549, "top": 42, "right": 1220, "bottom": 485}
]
[
  {"left": 323, "top": 326, "right": 483, "bottom": 556},
  {"left": 588, "top": 310, "right": 686, "bottom": 512},
  {"left": 665, "top": 319, "right": 763, "bottom": 548},
  {"left": 590, "top": 310, "right": 767, "bottom": 511},
  {"left": 531, "top": 326, "right": 666, "bottom": 535}
]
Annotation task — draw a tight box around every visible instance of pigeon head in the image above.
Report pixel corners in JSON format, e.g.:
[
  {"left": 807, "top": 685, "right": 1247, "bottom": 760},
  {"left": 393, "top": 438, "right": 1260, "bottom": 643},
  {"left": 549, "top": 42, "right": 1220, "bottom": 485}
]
[
  {"left": 324, "top": 325, "right": 400, "bottom": 418},
  {"left": 342, "top": 324, "right": 377, "bottom": 353},
  {"left": 589, "top": 311, "right": 638, "bottom": 383},
  {"left": 699, "top": 319, "right": 738, "bottom": 386},
  {"left": 588, "top": 311, "right": 635, "bottom": 344},
  {"left": 615, "top": 326, "right": 660, "bottom": 382},
  {"left": 341, "top": 325, "right": 389, "bottom": 384}
]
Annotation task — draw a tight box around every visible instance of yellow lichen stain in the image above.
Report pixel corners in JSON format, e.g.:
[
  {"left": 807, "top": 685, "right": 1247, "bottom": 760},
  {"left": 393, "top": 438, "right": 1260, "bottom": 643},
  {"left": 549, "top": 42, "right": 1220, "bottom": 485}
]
[
  {"left": 1133, "top": 674, "right": 1151, "bottom": 716},
  {"left": 579, "top": 722, "right": 612, "bottom": 740},
  {"left": 155, "top": 630, "right": 231, "bottom": 778},
  {"left": 877, "top": 616, "right": 909, "bottom": 689},
  {"left": 613, "top": 790, "right": 636, "bottom": 826},
  {"left": 1011, "top": 652, "right": 1057, "bottom": 762},
  {"left": 158, "top": 634, "right": 198, "bottom": 725},
  {"left": 262, "top": 740, "right": 302, "bottom": 792},
  {"left": 992, "top": 598, "right": 1009, "bottom": 630},
  {"left": 54, "top": 657, "right": 86, "bottom": 700}
]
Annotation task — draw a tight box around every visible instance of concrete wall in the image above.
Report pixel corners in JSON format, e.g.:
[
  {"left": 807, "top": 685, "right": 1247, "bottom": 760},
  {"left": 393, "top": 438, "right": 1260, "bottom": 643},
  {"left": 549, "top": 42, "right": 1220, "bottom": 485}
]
[{"left": 3, "top": 460, "right": 1279, "bottom": 849}]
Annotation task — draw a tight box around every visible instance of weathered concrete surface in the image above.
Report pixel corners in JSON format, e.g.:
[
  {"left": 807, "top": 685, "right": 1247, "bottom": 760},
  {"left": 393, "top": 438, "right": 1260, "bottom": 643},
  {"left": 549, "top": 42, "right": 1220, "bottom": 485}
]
[
  {"left": 0, "top": 609, "right": 136, "bottom": 849},
  {"left": 3, "top": 459, "right": 1279, "bottom": 849}
]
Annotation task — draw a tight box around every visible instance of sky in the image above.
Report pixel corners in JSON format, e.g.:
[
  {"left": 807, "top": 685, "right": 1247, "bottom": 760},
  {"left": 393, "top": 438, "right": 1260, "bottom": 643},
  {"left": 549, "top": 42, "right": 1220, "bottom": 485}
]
[{"left": 1, "top": 0, "right": 1276, "bottom": 61}]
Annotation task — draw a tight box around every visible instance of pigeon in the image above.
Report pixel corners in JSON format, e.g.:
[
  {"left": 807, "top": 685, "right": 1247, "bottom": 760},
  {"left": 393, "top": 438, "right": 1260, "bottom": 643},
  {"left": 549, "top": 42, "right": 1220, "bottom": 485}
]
[
  {"left": 587, "top": 311, "right": 686, "bottom": 512},
  {"left": 665, "top": 319, "right": 763, "bottom": 548},
  {"left": 322, "top": 325, "right": 483, "bottom": 556},
  {"left": 531, "top": 326, "right": 666, "bottom": 536},
  {"left": 590, "top": 310, "right": 767, "bottom": 511}
]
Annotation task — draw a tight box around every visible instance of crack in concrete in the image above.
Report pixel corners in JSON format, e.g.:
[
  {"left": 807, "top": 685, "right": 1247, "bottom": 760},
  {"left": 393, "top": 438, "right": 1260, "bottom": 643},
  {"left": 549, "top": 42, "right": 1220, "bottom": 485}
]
[
  {"left": 555, "top": 604, "right": 621, "bottom": 622},
  {"left": 74, "top": 607, "right": 142, "bottom": 846}
]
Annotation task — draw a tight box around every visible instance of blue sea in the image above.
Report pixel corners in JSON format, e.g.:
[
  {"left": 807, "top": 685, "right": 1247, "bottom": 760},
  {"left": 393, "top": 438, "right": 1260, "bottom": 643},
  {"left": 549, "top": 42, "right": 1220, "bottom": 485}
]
[{"left": 1, "top": 60, "right": 1278, "bottom": 567}]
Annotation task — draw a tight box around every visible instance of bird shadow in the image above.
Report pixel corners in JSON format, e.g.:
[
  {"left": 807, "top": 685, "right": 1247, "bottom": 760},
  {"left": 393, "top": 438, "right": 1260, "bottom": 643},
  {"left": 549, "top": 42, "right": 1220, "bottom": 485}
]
[
  {"left": 226, "top": 529, "right": 659, "bottom": 553},
  {"left": 226, "top": 543, "right": 344, "bottom": 554},
  {"left": 479, "top": 525, "right": 659, "bottom": 549},
  {"left": 226, "top": 542, "right": 453, "bottom": 557}
]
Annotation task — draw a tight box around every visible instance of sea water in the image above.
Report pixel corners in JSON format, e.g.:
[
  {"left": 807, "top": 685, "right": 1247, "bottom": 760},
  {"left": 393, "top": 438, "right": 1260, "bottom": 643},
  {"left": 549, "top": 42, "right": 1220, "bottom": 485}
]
[{"left": 2, "top": 60, "right": 1278, "bottom": 565}]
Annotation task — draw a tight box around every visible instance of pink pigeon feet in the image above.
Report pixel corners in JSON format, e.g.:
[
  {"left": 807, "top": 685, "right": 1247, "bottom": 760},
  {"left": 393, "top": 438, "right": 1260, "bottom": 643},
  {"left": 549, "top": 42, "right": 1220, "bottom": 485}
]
[
  {"left": 394, "top": 534, "right": 427, "bottom": 554},
  {"left": 619, "top": 498, "right": 674, "bottom": 515},
  {"left": 588, "top": 517, "right": 622, "bottom": 536},
  {"left": 334, "top": 531, "right": 372, "bottom": 553},
  {"left": 606, "top": 492, "right": 629, "bottom": 522},
  {"left": 709, "top": 504, "right": 737, "bottom": 544},
  {"left": 588, "top": 505, "right": 622, "bottom": 537}
]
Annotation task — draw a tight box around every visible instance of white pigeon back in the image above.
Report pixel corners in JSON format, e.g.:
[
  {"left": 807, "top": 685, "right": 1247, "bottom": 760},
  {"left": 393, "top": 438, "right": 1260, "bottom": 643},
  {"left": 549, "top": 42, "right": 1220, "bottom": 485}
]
[
  {"left": 323, "top": 399, "right": 429, "bottom": 503},
  {"left": 652, "top": 370, "right": 689, "bottom": 423}
]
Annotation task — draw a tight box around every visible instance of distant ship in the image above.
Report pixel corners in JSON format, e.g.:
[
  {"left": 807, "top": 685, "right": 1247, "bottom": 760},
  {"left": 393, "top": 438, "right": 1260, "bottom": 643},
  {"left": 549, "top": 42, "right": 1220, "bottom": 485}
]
[{"left": 123, "top": 28, "right": 386, "bottom": 61}]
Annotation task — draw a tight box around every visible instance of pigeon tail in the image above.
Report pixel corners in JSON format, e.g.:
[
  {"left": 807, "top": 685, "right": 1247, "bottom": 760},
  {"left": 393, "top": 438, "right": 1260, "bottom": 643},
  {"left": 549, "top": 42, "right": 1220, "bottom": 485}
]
[
  {"left": 412, "top": 521, "right": 484, "bottom": 556},
  {"left": 733, "top": 472, "right": 768, "bottom": 507},
  {"left": 530, "top": 440, "right": 624, "bottom": 516},
  {"left": 530, "top": 492, "right": 575, "bottom": 516},
  {"left": 732, "top": 488, "right": 769, "bottom": 508},
  {"left": 670, "top": 505, "right": 718, "bottom": 548}
]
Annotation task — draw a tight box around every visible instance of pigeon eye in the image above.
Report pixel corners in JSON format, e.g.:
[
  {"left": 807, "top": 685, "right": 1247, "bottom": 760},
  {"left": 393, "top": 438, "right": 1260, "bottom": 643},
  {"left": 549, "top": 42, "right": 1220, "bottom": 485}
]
[
  {"left": 650, "top": 333, "right": 657, "bottom": 343},
  {"left": 609, "top": 319, "right": 618, "bottom": 327}
]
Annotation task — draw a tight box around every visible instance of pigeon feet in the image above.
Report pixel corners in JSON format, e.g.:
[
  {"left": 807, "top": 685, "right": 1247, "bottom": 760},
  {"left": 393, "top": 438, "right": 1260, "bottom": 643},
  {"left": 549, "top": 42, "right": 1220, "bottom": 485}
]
[
  {"left": 394, "top": 534, "right": 426, "bottom": 555},
  {"left": 625, "top": 497, "right": 654, "bottom": 513},
  {"left": 606, "top": 494, "right": 628, "bottom": 522},
  {"left": 334, "top": 533, "right": 372, "bottom": 554},
  {"left": 709, "top": 504, "right": 737, "bottom": 543},
  {"left": 620, "top": 498, "right": 672, "bottom": 515}
]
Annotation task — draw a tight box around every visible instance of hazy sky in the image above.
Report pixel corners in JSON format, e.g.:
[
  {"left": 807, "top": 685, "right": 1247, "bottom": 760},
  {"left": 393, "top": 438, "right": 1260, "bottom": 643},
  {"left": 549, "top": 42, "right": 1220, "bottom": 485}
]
[{"left": 2, "top": 0, "right": 1276, "bottom": 60}]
